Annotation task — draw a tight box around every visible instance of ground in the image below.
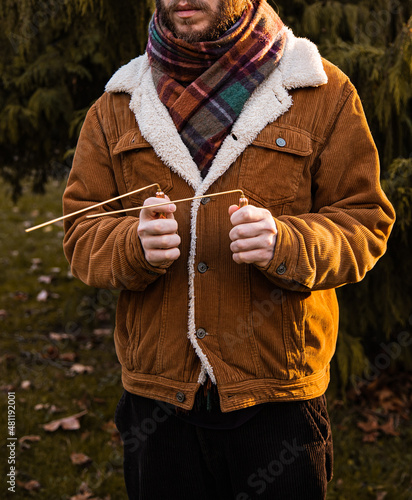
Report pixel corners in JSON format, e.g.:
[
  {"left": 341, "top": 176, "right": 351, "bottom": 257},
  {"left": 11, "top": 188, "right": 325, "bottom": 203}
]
[{"left": 0, "top": 180, "right": 411, "bottom": 499}]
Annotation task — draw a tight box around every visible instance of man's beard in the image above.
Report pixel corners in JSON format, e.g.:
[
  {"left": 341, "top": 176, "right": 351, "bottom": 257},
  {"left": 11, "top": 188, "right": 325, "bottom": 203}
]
[{"left": 156, "top": 0, "right": 250, "bottom": 43}]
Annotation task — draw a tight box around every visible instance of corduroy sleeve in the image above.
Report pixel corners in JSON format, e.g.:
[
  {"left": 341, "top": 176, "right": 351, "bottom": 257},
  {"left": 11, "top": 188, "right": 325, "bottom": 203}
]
[
  {"left": 63, "top": 100, "right": 166, "bottom": 291},
  {"left": 257, "top": 84, "right": 396, "bottom": 291}
]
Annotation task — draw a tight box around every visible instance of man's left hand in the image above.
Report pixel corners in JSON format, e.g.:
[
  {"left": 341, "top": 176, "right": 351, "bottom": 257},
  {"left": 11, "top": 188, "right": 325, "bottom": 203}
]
[{"left": 228, "top": 204, "right": 278, "bottom": 267}]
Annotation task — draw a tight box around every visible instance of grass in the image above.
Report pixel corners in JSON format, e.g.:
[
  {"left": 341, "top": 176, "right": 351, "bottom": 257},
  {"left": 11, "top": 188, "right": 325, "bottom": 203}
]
[{"left": 0, "top": 179, "right": 411, "bottom": 499}]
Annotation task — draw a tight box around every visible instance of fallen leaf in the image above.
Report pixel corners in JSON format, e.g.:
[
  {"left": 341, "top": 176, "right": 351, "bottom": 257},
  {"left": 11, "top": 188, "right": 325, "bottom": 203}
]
[
  {"left": 70, "top": 452, "right": 92, "bottom": 465},
  {"left": 96, "top": 309, "right": 111, "bottom": 322},
  {"left": 93, "top": 328, "right": 112, "bottom": 337},
  {"left": 362, "top": 431, "right": 379, "bottom": 442},
  {"left": 19, "top": 435, "right": 41, "bottom": 449},
  {"left": 357, "top": 414, "right": 379, "bottom": 433},
  {"left": 81, "top": 431, "right": 91, "bottom": 441},
  {"left": 70, "top": 481, "right": 94, "bottom": 500},
  {"left": 29, "top": 258, "right": 41, "bottom": 271},
  {"left": 70, "top": 494, "right": 94, "bottom": 500},
  {"left": 0, "top": 309, "right": 8, "bottom": 318},
  {"left": 70, "top": 364, "right": 94, "bottom": 375},
  {"left": 43, "top": 410, "right": 87, "bottom": 432},
  {"left": 0, "top": 384, "right": 16, "bottom": 392},
  {"left": 376, "top": 491, "right": 387, "bottom": 500},
  {"left": 381, "top": 395, "right": 406, "bottom": 413},
  {"left": 13, "top": 291, "right": 29, "bottom": 301},
  {"left": 60, "top": 352, "right": 77, "bottom": 362},
  {"left": 379, "top": 415, "right": 400, "bottom": 436},
  {"left": 101, "top": 420, "right": 117, "bottom": 433},
  {"left": 34, "top": 403, "right": 48, "bottom": 411},
  {"left": 19, "top": 435, "right": 41, "bottom": 444},
  {"left": 17, "top": 479, "right": 41, "bottom": 491},
  {"left": 34, "top": 403, "right": 64, "bottom": 413},
  {"left": 38, "top": 275, "right": 53, "bottom": 284},
  {"left": 42, "top": 345, "right": 59, "bottom": 360},
  {"left": 49, "top": 332, "right": 75, "bottom": 341},
  {"left": 36, "top": 290, "right": 49, "bottom": 302}
]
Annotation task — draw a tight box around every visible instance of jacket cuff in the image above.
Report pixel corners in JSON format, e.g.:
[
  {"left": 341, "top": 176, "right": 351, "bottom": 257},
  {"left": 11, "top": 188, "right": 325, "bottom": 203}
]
[
  {"left": 124, "top": 220, "right": 167, "bottom": 285},
  {"left": 255, "top": 219, "right": 308, "bottom": 291}
]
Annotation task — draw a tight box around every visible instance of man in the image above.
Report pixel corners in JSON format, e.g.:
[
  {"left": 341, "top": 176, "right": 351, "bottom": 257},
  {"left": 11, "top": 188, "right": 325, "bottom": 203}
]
[{"left": 63, "top": 0, "right": 395, "bottom": 498}]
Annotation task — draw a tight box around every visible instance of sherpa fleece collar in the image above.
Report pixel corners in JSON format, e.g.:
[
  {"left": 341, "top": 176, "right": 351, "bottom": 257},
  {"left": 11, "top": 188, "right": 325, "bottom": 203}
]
[{"left": 105, "top": 28, "right": 327, "bottom": 194}]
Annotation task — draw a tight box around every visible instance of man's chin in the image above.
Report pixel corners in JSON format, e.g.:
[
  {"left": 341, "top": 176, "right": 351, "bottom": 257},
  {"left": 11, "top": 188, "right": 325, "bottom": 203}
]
[{"left": 173, "top": 21, "right": 232, "bottom": 42}]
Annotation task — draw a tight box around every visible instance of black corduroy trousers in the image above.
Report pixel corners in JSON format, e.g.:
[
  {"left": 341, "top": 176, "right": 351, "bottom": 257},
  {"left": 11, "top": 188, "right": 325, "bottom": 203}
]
[{"left": 114, "top": 390, "right": 333, "bottom": 500}]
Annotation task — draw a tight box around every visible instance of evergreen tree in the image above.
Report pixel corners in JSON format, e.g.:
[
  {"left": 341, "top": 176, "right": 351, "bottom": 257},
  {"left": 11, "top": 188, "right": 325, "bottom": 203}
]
[{"left": 0, "top": 0, "right": 154, "bottom": 199}]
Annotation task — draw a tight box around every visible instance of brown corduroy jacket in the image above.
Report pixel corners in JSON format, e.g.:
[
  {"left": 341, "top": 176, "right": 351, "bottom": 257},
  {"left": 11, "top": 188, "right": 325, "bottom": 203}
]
[{"left": 63, "top": 30, "right": 395, "bottom": 412}]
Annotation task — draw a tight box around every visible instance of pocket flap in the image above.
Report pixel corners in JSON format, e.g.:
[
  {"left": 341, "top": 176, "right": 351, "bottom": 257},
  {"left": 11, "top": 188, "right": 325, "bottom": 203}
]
[
  {"left": 113, "top": 129, "right": 151, "bottom": 155},
  {"left": 253, "top": 126, "right": 313, "bottom": 156}
]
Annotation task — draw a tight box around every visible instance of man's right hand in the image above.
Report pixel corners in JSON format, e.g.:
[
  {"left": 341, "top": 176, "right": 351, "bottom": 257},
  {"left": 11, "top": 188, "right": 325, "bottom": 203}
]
[{"left": 137, "top": 196, "right": 181, "bottom": 268}]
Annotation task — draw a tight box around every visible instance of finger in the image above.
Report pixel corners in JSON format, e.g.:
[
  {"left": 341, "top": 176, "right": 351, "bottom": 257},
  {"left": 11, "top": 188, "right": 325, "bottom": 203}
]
[
  {"left": 138, "top": 218, "right": 178, "bottom": 236},
  {"left": 229, "top": 220, "right": 269, "bottom": 242},
  {"left": 228, "top": 204, "right": 240, "bottom": 217},
  {"left": 141, "top": 196, "right": 176, "bottom": 220},
  {"left": 230, "top": 235, "right": 273, "bottom": 254},
  {"left": 141, "top": 233, "right": 181, "bottom": 250},
  {"left": 145, "top": 248, "right": 181, "bottom": 266},
  {"left": 230, "top": 205, "right": 264, "bottom": 225},
  {"left": 232, "top": 248, "right": 272, "bottom": 266},
  {"left": 231, "top": 207, "right": 277, "bottom": 229}
]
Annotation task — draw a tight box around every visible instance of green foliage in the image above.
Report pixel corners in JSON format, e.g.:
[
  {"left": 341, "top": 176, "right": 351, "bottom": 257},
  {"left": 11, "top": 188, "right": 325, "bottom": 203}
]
[
  {"left": 0, "top": 0, "right": 155, "bottom": 199},
  {"left": 382, "top": 158, "right": 412, "bottom": 235},
  {"left": 334, "top": 330, "right": 367, "bottom": 395}
]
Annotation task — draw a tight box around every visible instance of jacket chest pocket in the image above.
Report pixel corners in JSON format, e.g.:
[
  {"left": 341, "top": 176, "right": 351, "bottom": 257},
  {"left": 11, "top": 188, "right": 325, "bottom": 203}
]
[
  {"left": 113, "top": 128, "right": 173, "bottom": 205},
  {"left": 239, "top": 126, "right": 313, "bottom": 209}
]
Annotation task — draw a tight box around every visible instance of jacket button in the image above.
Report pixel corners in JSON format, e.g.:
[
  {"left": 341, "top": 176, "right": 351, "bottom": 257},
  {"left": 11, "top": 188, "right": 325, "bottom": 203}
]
[
  {"left": 176, "top": 391, "right": 186, "bottom": 403},
  {"left": 201, "top": 197, "right": 211, "bottom": 205},
  {"left": 196, "top": 328, "right": 207, "bottom": 339},
  {"left": 197, "top": 262, "right": 208, "bottom": 273},
  {"left": 276, "top": 263, "right": 287, "bottom": 275},
  {"left": 276, "top": 137, "right": 286, "bottom": 147}
]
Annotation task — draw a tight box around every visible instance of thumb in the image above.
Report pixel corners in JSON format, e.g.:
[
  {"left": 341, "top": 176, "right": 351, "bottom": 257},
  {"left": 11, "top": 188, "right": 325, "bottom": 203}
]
[
  {"left": 141, "top": 196, "right": 176, "bottom": 220},
  {"left": 228, "top": 204, "right": 240, "bottom": 217}
]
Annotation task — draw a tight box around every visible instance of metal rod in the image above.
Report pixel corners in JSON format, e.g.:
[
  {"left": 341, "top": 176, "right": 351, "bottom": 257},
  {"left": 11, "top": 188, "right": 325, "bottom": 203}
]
[
  {"left": 24, "top": 183, "right": 161, "bottom": 232},
  {"left": 86, "top": 189, "right": 247, "bottom": 219}
]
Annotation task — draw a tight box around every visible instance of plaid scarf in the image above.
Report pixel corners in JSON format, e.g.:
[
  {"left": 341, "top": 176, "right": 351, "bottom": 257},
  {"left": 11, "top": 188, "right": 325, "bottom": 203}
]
[{"left": 147, "top": 0, "right": 286, "bottom": 177}]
